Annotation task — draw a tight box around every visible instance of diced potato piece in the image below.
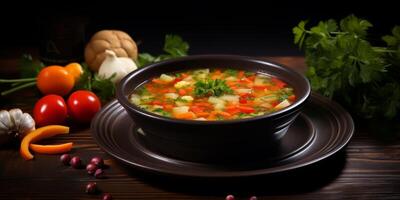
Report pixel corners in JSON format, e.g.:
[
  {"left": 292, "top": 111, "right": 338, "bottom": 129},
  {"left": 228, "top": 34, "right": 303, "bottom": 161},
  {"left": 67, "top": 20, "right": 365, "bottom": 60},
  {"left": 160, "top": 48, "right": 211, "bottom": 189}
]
[
  {"left": 214, "top": 103, "right": 225, "bottom": 110},
  {"left": 174, "top": 81, "right": 191, "bottom": 89},
  {"left": 129, "top": 94, "right": 141, "bottom": 105},
  {"left": 175, "top": 101, "right": 187, "bottom": 106},
  {"left": 196, "top": 73, "right": 208, "bottom": 80},
  {"left": 236, "top": 88, "right": 252, "bottom": 94},
  {"left": 254, "top": 75, "right": 269, "bottom": 86},
  {"left": 194, "top": 69, "right": 210, "bottom": 80},
  {"left": 225, "top": 76, "right": 238, "bottom": 81},
  {"left": 208, "top": 96, "right": 225, "bottom": 104},
  {"left": 172, "top": 106, "right": 189, "bottom": 115},
  {"left": 260, "top": 103, "right": 273, "bottom": 109},
  {"left": 160, "top": 74, "right": 175, "bottom": 82},
  {"left": 194, "top": 69, "right": 210, "bottom": 74},
  {"left": 220, "top": 95, "right": 239, "bottom": 103},
  {"left": 260, "top": 95, "right": 279, "bottom": 102},
  {"left": 165, "top": 93, "right": 179, "bottom": 99},
  {"left": 183, "top": 75, "right": 193, "bottom": 82},
  {"left": 152, "top": 105, "right": 163, "bottom": 109},
  {"left": 140, "top": 95, "right": 154, "bottom": 102},
  {"left": 274, "top": 100, "right": 291, "bottom": 110},
  {"left": 181, "top": 95, "right": 194, "bottom": 102}
]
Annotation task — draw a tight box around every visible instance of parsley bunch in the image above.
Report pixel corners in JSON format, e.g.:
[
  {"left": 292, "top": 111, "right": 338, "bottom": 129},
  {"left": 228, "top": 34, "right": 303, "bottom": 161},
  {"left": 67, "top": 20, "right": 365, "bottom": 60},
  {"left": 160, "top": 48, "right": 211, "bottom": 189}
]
[
  {"left": 293, "top": 15, "right": 400, "bottom": 119},
  {"left": 194, "top": 79, "right": 233, "bottom": 97},
  {"left": 137, "top": 34, "right": 189, "bottom": 67}
]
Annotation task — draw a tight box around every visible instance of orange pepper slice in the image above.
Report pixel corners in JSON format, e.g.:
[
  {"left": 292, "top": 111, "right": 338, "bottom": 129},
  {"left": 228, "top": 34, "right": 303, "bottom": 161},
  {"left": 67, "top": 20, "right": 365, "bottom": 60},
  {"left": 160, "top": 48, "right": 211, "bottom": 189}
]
[
  {"left": 20, "top": 125, "right": 70, "bottom": 160},
  {"left": 29, "top": 142, "right": 73, "bottom": 154}
]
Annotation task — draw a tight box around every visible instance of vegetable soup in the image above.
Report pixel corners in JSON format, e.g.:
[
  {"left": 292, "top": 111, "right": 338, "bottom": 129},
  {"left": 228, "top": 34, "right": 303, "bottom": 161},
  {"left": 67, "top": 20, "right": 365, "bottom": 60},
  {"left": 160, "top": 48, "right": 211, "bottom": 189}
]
[{"left": 129, "top": 68, "right": 296, "bottom": 120}]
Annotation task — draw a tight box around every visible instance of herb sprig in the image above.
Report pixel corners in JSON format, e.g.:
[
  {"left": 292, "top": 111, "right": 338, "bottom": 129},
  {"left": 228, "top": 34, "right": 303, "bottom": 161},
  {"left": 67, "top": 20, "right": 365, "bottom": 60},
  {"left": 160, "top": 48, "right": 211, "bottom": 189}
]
[
  {"left": 194, "top": 79, "right": 233, "bottom": 97},
  {"left": 137, "top": 35, "right": 189, "bottom": 67},
  {"left": 293, "top": 15, "right": 400, "bottom": 119}
]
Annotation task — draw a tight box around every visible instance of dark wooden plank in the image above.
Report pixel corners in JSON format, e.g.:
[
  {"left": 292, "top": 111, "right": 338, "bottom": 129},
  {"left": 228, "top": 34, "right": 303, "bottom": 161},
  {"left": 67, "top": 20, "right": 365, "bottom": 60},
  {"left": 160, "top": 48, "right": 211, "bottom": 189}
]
[{"left": 0, "top": 56, "right": 399, "bottom": 200}]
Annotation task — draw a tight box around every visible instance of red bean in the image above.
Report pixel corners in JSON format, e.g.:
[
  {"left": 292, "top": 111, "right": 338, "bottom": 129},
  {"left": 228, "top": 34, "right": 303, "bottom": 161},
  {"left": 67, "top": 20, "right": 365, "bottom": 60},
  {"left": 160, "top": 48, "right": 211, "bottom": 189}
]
[{"left": 60, "top": 154, "right": 71, "bottom": 166}]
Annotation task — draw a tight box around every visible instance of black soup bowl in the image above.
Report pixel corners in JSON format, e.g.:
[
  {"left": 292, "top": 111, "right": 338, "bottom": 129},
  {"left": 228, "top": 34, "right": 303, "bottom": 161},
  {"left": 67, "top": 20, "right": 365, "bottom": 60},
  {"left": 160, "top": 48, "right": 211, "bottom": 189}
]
[{"left": 117, "top": 55, "right": 311, "bottom": 164}]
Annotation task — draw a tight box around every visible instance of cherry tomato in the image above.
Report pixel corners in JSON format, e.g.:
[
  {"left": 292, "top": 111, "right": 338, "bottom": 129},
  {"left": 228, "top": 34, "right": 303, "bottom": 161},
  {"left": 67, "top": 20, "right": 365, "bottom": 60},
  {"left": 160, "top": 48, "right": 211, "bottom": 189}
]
[
  {"left": 64, "top": 63, "right": 83, "bottom": 81},
  {"left": 67, "top": 90, "right": 101, "bottom": 123},
  {"left": 37, "top": 66, "right": 75, "bottom": 96},
  {"left": 33, "top": 95, "right": 68, "bottom": 127}
]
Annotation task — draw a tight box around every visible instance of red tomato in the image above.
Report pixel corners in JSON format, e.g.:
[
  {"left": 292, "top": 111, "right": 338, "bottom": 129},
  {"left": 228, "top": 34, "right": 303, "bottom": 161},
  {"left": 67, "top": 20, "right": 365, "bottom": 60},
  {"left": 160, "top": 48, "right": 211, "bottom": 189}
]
[
  {"left": 33, "top": 95, "right": 68, "bottom": 127},
  {"left": 67, "top": 90, "right": 101, "bottom": 123}
]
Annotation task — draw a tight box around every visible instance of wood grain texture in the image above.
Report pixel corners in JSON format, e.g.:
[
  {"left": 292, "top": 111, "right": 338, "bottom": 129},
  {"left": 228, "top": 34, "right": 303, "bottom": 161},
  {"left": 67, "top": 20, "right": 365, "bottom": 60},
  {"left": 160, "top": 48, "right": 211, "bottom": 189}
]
[{"left": 0, "top": 56, "right": 399, "bottom": 200}]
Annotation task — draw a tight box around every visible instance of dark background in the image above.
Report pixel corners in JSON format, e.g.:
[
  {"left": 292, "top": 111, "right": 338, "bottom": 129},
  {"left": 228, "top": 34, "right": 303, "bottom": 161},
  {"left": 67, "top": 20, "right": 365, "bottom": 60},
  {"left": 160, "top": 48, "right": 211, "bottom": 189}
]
[{"left": 0, "top": 1, "right": 399, "bottom": 59}]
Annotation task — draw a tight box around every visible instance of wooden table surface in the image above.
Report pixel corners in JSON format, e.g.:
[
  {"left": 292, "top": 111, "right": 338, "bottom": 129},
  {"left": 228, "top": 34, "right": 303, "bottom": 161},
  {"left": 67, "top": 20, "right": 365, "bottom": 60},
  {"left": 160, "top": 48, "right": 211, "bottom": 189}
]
[{"left": 0, "top": 56, "right": 399, "bottom": 200}]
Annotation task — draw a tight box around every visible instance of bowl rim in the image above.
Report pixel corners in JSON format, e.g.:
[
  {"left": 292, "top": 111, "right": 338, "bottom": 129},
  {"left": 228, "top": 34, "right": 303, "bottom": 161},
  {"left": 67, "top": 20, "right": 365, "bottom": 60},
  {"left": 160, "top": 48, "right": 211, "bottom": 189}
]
[{"left": 117, "top": 54, "right": 311, "bottom": 125}]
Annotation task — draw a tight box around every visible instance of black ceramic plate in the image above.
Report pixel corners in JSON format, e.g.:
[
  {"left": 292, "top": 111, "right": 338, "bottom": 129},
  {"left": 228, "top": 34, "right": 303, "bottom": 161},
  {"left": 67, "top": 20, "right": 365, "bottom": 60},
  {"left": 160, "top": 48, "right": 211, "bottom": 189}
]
[{"left": 91, "top": 93, "right": 354, "bottom": 178}]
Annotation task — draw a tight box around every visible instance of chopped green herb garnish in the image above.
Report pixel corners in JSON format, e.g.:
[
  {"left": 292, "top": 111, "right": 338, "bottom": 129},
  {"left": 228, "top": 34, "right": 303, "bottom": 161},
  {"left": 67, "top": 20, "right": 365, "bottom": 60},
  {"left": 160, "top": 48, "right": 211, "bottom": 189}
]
[
  {"left": 194, "top": 79, "right": 233, "bottom": 97},
  {"left": 224, "top": 69, "right": 238, "bottom": 77}
]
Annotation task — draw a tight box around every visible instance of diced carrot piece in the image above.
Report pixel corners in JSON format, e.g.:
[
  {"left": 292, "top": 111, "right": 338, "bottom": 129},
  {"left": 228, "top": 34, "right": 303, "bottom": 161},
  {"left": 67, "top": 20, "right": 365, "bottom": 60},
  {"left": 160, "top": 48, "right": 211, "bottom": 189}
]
[
  {"left": 240, "top": 78, "right": 253, "bottom": 84},
  {"left": 152, "top": 78, "right": 168, "bottom": 85},
  {"left": 163, "top": 104, "right": 174, "bottom": 111},
  {"left": 207, "top": 112, "right": 217, "bottom": 120},
  {"left": 161, "top": 88, "right": 170, "bottom": 93},
  {"left": 151, "top": 100, "right": 162, "bottom": 105},
  {"left": 186, "top": 87, "right": 194, "bottom": 93},
  {"left": 181, "top": 73, "right": 189, "bottom": 79},
  {"left": 194, "top": 102, "right": 212, "bottom": 107},
  {"left": 225, "top": 108, "right": 241, "bottom": 115},
  {"left": 226, "top": 81, "right": 236, "bottom": 87},
  {"left": 244, "top": 100, "right": 255, "bottom": 106},
  {"left": 237, "top": 71, "right": 245, "bottom": 79},
  {"left": 268, "top": 85, "right": 280, "bottom": 91},
  {"left": 178, "top": 89, "right": 186, "bottom": 96},
  {"left": 253, "top": 85, "right": 268, "bottom": 90},
  {"left": 238, "top": 106, "right": 255, "bottom": 114},
  {"left": 288, "top": 95, "right": 296, "bottom": 101},
  {"left": 196, "top": 112, "right": 210, "bottom": 117},
  {"left": 247, "top": 75, "right": 256, "bottom": 81},
  {"left": 272, "top": 78, "right": 286, "bottom": 88},
  {"left": 230, "top": 86, "right": 238, "bottom": 90},
  {"left": 174, "top": 112, "right": 196, "bottom": 119},
  {"left": 190, "top": 106, "right": 204, "bottom": 113},
  {"left": 173, "top": 78, "right": 182, "bottom": 84},
  {"left": 216, "top": 111, "right": 232, "bottom": 118}
]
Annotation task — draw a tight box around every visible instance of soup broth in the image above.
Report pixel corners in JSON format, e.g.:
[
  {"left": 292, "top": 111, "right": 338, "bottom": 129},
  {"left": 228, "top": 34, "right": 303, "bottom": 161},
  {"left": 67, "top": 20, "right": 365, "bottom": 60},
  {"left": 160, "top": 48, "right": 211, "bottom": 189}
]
[{"left": 129, "top": 68, "right": 296, "bottom": 120}]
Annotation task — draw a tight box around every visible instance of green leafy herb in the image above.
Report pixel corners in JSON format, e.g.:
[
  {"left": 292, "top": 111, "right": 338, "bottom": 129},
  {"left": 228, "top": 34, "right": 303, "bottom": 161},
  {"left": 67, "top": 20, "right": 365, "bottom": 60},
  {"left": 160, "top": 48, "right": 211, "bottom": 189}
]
[
  {"left": 91, "top": 74, "right": 116, "bottom": 102},
  {"left": 137, "top": 34, "right": 189, "bottom": 67},
  {"left": 74, "top": 63, "right": 116, "bottom": 102},
  {"left": 153, "top": 108, "right": 171, "bottom": 117},
  {"left": 224, "top": 69, "right": 238, "bottom": 77},
  {"left": 18, "top": 54, "right": 45, "bottom": 78},
  {"left": 194, "top": 79, "right": 233, "bottom": 97},
  {"left": 293, "top": 14, "right": 400, "bottom": 121}
]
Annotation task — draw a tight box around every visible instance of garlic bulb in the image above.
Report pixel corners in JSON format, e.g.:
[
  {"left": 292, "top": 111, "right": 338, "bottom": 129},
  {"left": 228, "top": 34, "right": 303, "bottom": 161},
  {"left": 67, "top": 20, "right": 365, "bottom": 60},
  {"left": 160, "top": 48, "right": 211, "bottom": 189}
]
[
  {"left": 0, "top": 109, "right": 35, "bottom": 145},
  {"left": 98, "top": 50, "right": 137, "bottom": 83}
]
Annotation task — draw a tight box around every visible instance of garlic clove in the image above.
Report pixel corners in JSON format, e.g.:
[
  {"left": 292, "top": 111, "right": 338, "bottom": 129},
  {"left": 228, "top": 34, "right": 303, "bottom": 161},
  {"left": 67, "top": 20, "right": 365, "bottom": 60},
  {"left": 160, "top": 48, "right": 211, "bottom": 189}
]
[
  {"left": 0, "top": 110, "right": 13, "bottom": 131},
  {"left": 9, "top": 109, "right": 23, "bottom": 133},
  {"left": 119, "top": 57, "right": 137, "bottom": 72},
  {"left": 18, "top": 113, "right": 35, "bottom": 138},
  {"left": 0, "top": 120, "right": 7, "bottom": 134},
  {"left": 98, "top": 50, "right": 125, "bottom": 82},
  {"left": 98, "top": 50, "right": 137, "bottom": 83}
]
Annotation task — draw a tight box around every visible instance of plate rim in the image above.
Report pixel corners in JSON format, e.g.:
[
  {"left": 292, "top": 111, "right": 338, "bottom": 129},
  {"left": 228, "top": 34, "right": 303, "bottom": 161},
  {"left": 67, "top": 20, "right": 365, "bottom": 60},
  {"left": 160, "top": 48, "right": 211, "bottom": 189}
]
[{"left": 91, "top": 93, "right": 354, "bottom": 178}]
